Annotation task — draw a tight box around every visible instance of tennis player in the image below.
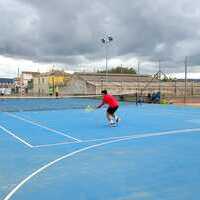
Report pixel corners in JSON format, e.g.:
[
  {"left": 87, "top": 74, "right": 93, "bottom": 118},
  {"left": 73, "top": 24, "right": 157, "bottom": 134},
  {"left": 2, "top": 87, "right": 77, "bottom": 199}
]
[{"left": 97, "top": 90, "right": 120, "bottom": 126}]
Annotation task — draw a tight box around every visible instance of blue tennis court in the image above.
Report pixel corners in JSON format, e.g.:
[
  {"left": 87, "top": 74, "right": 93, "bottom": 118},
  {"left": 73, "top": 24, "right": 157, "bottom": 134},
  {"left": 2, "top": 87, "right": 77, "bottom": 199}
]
[{"left": 1, "top": 98, "right": 200, "bottom": 200}]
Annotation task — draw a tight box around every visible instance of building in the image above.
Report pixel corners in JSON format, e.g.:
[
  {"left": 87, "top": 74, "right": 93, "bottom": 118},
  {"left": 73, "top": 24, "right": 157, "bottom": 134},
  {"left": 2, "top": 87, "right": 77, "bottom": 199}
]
[
  {"left": 20, "top": 71, "right": 40, "bottom": 95},
  {"left": 32, "top": 70, "right": 71, "bottom": 96},
  {"left": 0, "top": 78, "right": 15, "bottom": 95},
  {"left": 60, "top": 73, "right": 156, "bottom": 95},
  {"left": 59, "top": 73, "right": 200, "bottom": 97},
  {"left": 32, "top": 75, "right": 49, "bottom": 95}
]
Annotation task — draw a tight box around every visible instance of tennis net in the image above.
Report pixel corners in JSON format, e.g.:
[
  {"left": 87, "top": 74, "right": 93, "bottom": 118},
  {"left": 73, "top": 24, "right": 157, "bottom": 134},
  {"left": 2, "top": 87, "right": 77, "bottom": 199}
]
[{"left": 0, "top": 95, "right": 102, "bottom": 112}]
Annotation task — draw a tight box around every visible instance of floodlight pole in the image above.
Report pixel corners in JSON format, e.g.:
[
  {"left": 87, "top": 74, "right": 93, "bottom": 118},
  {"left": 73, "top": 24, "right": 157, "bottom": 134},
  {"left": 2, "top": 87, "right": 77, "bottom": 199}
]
[
  {"left": 137, "top": 61, "right": 140, "bottom": 97},
  {"left": 105, "top": 43, "right": 108, "bottom": 81},
  {"left": 101, "top": 34, "right": 113, "bottom": 82},
  {"left": 184, "top": 56, "right": 188, "bottom": 104}
]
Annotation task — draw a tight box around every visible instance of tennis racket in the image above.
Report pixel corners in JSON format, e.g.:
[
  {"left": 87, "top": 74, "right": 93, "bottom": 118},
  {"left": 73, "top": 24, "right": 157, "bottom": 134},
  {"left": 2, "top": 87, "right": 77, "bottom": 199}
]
[{"left": 84, "top": 105, "right": 96, "bottom": 112}]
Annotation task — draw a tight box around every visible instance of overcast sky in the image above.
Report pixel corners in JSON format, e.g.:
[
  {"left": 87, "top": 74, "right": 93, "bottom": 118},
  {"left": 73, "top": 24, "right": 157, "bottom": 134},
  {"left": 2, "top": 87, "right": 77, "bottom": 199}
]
[{"left": 1, "top": 0, "right": 200, "bottom": 78}]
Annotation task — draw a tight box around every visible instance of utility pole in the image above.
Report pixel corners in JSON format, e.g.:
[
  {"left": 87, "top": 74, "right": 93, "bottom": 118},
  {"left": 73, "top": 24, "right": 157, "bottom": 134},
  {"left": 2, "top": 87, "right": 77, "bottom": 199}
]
[
  {"left": 137, "top": 61, "right": 140, "bottom": 95},
  {"left": 121, "top": 64, "right": 123, "bottom": 94},
  {"left": 137, "top": 61, "right": 140, "bottom": 75},
  {"left": 136, "top": 61, "right": 140, "bottom": 105},
  {"left": 17, "top": 67, "right": 20, "bottom": 78},
  {"left": 158, "top": 60, "right": 161, "bottom": 93}
]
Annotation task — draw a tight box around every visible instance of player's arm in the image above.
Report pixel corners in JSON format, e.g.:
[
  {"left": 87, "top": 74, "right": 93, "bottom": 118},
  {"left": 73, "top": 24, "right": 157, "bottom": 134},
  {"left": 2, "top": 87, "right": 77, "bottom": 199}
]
[{"left": 97, "top": 101, "right": 104, "bottom": 109}]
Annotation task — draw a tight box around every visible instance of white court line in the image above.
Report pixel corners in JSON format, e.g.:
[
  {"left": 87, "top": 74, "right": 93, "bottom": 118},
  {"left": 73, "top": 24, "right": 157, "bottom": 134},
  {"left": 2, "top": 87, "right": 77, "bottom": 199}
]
[
  {"left": 3, "top": 127, "right": 200, "bottom": 200},
  {"left": 33, "top": 128, "right": 200, "bottom": 148},
  {"left": 0, "top": 124, "right": 33, "bottom": 148},
  {"left": 5, "top": 112, "right": 82, "bottom": 142},
  {"left": 32, "top": 135, "right": 134, "bottom": 148}
]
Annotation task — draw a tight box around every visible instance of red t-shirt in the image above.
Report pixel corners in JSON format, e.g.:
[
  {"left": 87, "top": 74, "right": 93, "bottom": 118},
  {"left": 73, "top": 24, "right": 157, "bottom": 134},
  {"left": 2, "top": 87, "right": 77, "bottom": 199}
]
[{"left": 98, "top": 94, "right": 119, "bottom": 108}]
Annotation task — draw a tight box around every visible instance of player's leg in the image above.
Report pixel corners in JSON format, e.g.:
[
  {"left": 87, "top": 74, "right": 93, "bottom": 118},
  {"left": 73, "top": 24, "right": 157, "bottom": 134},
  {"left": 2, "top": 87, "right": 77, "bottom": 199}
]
[
  {"left": 106, "top": 108, "right": 116, "bottom": 126},
  {"left": 112, "top": 106, "right": 120, "bottom": 123}
]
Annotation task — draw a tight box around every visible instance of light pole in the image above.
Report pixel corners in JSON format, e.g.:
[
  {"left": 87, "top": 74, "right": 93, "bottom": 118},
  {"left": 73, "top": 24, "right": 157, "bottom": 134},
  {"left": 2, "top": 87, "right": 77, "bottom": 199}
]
[
  {"left": 137, "top": 61, "right": 140, "bottom": 100},
  {"left": 101, "top": 34, "right": 113, "bottom": 82},
  {"left": 184, "top": 56, "right": 188, "bottom": 104}
]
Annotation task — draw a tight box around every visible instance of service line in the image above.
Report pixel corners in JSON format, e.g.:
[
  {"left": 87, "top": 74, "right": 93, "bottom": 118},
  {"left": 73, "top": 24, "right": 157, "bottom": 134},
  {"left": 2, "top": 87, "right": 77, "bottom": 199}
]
[
  {"left": 6, "top": 112, "right": 81, "bottom": 142},
  {"left": 33, "top": 128, "right": 200, "bottom": 148}
]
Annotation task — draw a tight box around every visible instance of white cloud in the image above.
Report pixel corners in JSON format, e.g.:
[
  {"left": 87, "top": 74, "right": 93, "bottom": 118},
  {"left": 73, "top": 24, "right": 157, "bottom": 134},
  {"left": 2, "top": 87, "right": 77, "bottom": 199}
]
[{"left": 0, "top": 55, "right": 52, "bottom": 77}]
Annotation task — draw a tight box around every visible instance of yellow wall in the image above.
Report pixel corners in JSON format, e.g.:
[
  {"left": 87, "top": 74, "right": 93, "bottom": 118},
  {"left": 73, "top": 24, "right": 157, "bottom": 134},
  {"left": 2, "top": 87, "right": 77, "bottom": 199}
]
[{"left": 48, "top": 75, "right": 69, "bottom": 86}]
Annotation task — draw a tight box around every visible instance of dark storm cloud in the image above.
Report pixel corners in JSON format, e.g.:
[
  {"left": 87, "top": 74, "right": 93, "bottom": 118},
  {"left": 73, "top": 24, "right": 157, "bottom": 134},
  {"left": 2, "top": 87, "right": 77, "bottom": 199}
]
[{"left": 1, "top": 0, "right": 200, "bottom": 69}]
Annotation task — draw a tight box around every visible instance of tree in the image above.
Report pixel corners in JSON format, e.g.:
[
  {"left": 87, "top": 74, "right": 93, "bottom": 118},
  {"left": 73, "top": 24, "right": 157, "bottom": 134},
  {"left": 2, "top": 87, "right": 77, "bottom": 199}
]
[
  {"left": 161, "top": 76, "right": 177, "bottom": 82},
  {"left": 98, "top": 66, "right": 136, "bottom": 74}
]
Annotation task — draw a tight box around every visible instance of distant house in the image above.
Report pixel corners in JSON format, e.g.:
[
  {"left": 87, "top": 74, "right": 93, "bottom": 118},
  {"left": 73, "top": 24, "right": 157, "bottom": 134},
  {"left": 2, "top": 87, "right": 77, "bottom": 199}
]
[
  {"left": 32, "top": 70, "right": 71, "bottom": 96},
  {"left": 20, "top": 71, "right": 40, "bottom": 94},
  {"left": 0, "top": 78, "right": 15, "bottom": 95}
]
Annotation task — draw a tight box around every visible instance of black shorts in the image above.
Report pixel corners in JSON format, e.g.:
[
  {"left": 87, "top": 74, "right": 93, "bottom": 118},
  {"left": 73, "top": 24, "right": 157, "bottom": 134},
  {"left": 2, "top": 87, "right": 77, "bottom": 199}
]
[{"left": 107, "top": 106, "right": 118, "bottom": 115}]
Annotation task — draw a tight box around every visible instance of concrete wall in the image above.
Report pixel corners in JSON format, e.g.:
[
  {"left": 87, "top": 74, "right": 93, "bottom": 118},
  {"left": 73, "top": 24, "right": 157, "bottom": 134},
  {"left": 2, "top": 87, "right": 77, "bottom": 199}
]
[
  {"left": 60, "top": 75, "right": 88, "bottom": 95},
  {"left": 57, "top": 73, "right": 200, "bottom": 97},
  {"left": 33, "top": 76, "right": 49, "bottom": 95},
  {"left": 86, "top": 82, "right": 96, "bottom": 94}
]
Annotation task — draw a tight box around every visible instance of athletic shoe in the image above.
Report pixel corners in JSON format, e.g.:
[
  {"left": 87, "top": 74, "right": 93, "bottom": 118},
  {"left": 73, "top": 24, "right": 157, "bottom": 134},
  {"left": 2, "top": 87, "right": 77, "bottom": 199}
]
[
  {"left": 115, "top": 117, "right": 120, "bottom": 123},
  {"left": 109, "top": 120, "right": 116, "bottom": 127},
  {"left": 110, "top": 122, "right": 116, "bottom": 127}
]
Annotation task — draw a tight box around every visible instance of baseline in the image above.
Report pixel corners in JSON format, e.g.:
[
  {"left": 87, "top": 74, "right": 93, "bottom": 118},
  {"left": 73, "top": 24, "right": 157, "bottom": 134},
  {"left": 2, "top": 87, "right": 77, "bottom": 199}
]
[{"left": 0, "top": 124, "right": 33, "bottom": 148}]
